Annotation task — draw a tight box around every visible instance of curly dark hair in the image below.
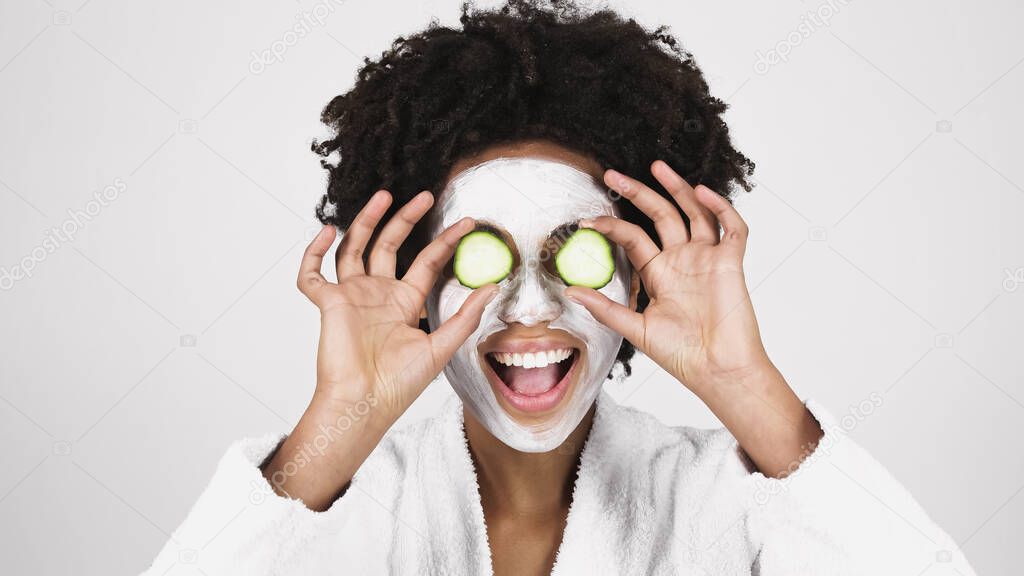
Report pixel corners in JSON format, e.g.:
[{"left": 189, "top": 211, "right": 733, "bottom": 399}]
[{"left": 313, "top": 0, "right": 754, "bottom": 376}]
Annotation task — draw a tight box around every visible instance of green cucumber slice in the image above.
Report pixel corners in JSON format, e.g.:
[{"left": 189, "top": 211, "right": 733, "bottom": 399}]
[
  {"left": 555, "top": 228, "right": 615, "bottom": 288},
  {"left": 453, "top": 230, "right": 514, "bottom": 288}
]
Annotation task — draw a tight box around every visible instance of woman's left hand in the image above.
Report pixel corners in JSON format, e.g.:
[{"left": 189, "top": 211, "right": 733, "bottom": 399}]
[
  {"left": 564, "top": 160, "right": 769, "bottom": 396},
  {"left": 565, "top": 161, "right": 823, "bottom": 478}
]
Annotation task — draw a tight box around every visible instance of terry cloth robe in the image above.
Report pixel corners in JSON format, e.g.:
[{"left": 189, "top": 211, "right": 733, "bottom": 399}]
[{"left": 143, "top": 391, "right": 977, "bottom": 575}]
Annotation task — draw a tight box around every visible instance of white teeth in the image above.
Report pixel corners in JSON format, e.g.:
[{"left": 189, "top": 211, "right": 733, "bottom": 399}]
[{"left": 492, "top": 348, "right": 573, "bottom": 368}]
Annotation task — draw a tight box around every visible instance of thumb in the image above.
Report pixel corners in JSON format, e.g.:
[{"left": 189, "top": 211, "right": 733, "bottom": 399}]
[
  {"left": 564, "top": 286, "right": 644, "bottom": 346},
  {"left": 428, "top": 284, "right": 499, "bottom": 368}
]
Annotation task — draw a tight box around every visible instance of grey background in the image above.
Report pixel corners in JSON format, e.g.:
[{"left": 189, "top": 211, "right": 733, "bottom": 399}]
[{"left": 0, "top": 0, "right": 1020, "bottom": 573}]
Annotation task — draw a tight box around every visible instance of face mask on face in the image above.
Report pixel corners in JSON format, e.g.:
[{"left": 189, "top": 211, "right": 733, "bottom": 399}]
[{"left": 425, "top": 157, "right": 631, "bottom": 452}]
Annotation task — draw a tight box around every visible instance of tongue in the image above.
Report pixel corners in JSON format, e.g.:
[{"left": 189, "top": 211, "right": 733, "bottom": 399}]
[{"left": 503, "top": 364, "right": 561, "bottom": 396}]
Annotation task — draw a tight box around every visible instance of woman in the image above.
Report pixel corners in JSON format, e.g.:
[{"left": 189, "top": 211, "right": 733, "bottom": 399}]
[{"left": 145, "top": 1, "right": 975, "bottom": 574}]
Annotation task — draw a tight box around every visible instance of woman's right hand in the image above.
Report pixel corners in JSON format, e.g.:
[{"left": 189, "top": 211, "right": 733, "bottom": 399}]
[
  {"left": 301, "top": 189, "right": 496, "bottom": 424},
  {"left": 262, "top": 190, "right": 496, "bottom": 510}
]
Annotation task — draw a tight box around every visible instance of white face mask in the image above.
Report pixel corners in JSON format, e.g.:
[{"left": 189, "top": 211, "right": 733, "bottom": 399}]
[{"left": 425, "top": 157, "right": 631, "bottom": 452}]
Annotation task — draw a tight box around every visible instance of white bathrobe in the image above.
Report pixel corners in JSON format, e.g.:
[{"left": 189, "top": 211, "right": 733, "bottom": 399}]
[{"left": 143, "top": 391, "right": 976, "bottom": 575}]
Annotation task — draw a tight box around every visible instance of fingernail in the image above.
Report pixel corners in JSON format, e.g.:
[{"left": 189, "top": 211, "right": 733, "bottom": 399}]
[
  {"left": 606, "top": 169, "right": 628, "bottom": 190},
  {"left": 578, "top": 218, "right": 595, "bottom": 228}
]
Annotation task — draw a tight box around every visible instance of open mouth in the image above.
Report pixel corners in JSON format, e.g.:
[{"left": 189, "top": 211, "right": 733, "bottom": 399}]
[{"left": 484, "top": 348, "right": 579, "bottom": 413}]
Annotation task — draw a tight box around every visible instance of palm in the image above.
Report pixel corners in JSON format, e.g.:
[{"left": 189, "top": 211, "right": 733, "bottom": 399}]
[
  {"left": 640, "top": 245, "right": 764, "bottom": 388},
  {"left": 297, "top": 190, "right": 496, "bottom": 422},
  {"left": 566, "top": 162, "right": 768, "bottom": 392},
  {"left": 318, "top": 278, "right": 432, "bottom": 410}
]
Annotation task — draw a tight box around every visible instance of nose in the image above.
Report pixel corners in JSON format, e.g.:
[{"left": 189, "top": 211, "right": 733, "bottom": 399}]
[{"left": 498, "top": 260, "right": 562, "bottom": 327}]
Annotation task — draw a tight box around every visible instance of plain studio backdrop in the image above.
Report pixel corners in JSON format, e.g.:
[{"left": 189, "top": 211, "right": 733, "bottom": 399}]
[{"left": 0, "top": 0, "right": 1020, "bottom": 573}]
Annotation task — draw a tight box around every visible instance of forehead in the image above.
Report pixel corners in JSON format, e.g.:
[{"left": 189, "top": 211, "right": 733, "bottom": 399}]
[{"left": 432, "top": 157, "right": 618, "bottom": 237}]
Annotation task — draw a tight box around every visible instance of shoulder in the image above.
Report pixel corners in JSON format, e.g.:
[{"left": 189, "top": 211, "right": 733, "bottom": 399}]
[
  {"left": 569, "top": 394, "right": 763, "bottom": 568},
  {"left": 593, "top": 392, "right": 753, "bottom": 475},
  {"left": 585, "top": 392, "right": 761, "bottom": 523},
  {"left": 353, "top": 396, "right": 463, "bottom": 484}
]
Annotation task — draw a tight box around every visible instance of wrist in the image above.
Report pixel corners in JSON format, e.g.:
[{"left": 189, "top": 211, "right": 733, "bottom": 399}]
[
  {"left": 303, "top": 390, "right": 395, "bottom": 445},
  {"left": 687, "top": 355, "right": 780, "bottom": 402},
  {"left": 686, "top": 358, "right": 824, "bottom": 478},
  {"left": 309, "top": 384, "right": 397, "bottom": 432},
  {"left": 260, "top": 399, "right": 389, "bottom": 511}
]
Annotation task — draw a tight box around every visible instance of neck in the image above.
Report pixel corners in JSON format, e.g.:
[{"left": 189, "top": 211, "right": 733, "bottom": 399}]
[{"left": 464, "top": 404, "right": 596, "bottom": 517}]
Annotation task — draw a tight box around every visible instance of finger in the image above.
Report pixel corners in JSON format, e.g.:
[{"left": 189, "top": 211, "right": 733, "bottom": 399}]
[
  {"left": 297, "top": 225, "right": 337, "bottom": 304},
  {"left": 402, "top": 217, "right": 476, "bottom": 295},
  {"left": 605, "top": 168, "right": 689, "bottom": 246},
  {"left": 579, "top": 216, "right": 659, "bottom": 274},
  {"left": 564, "top": 286, "right": 645, "bottom": 346},
  {"left": 336, "top": 190, "right": 392, "bottom": 278},
  {"left": 367, "top": 191, "right": 434, "bottom": 277},
  {"left": 428, "top": 284, "right": 499, "bottom": 367},
  {"left": 651, "top": 160, "right": 719, "bottom": 244},
  {"left": 695, "top": 184, "right": 748, "bottom": 254}
]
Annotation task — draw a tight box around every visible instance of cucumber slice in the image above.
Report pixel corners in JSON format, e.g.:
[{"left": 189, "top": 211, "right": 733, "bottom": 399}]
[
  {"left": 555, "top": 228, "right": 615, "bottom": 288},
  {"left": 453, "top": 231, "right": 514, "bottom": 288}
]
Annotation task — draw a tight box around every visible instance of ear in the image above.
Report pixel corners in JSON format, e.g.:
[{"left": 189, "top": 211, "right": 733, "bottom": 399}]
[{"left": 628, "top": 269, "right": 641, "bottom": 311}]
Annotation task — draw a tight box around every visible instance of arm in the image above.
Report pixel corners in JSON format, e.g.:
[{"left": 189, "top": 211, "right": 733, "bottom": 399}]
[
  {"left": 263, "top": 190, "right": 496, "bottom": 511},
  {"left": 566, "top": 161, "right": 975, "bottom": 573},
  {"left": 143, "top": 190, "right": 495, "bottom": 573},
  {"left": 750, "top": 399, "right": 976, "bottom": 575},
  {"left": 567, "top": 161, "right": 819, "bottom": 477}
]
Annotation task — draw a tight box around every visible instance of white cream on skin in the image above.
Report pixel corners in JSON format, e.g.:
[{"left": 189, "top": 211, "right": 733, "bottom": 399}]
[{"left": 425, "top": 157, "right": 631, "bottom": 453}]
